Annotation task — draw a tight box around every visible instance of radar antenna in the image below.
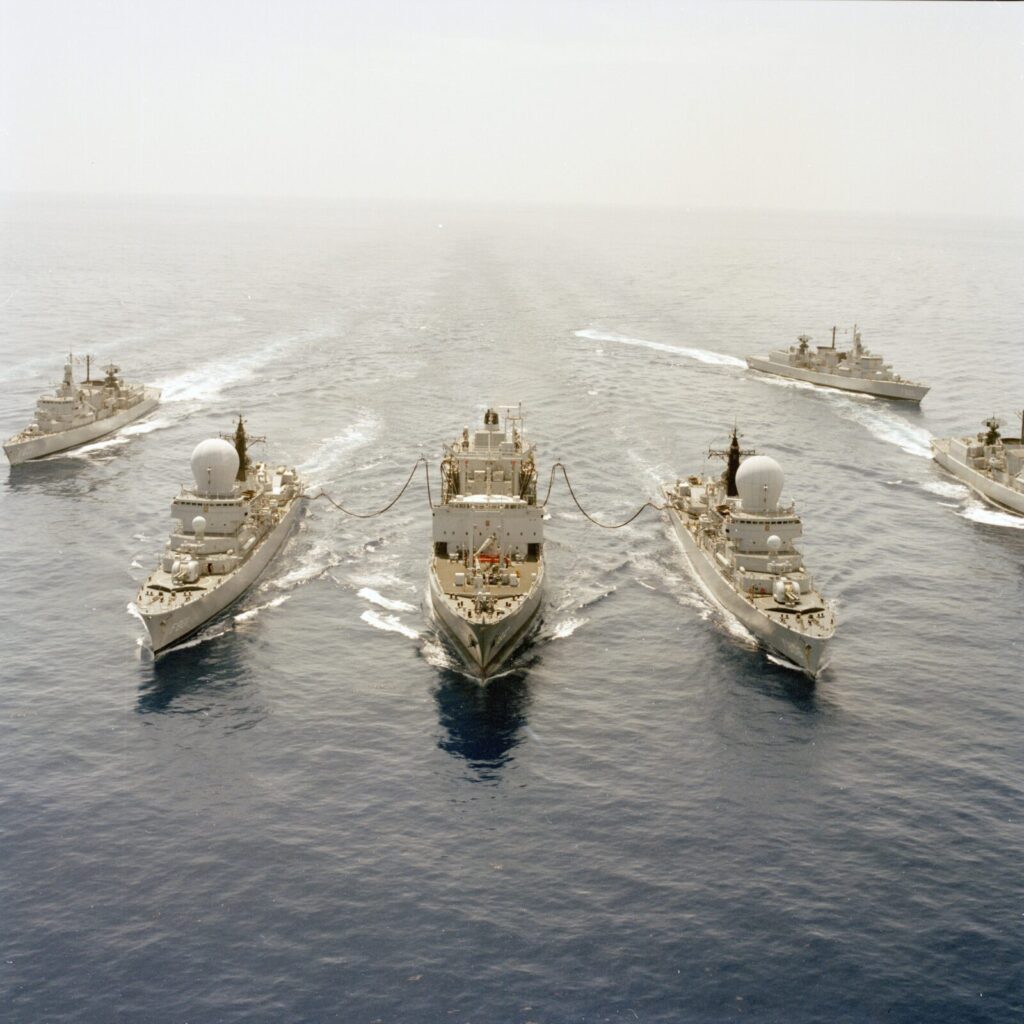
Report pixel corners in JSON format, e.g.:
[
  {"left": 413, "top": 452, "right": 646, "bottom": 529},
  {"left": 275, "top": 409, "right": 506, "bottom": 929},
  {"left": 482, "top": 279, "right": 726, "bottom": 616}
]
[
  {"left": 983, "top": 416, "right": 1001, "bottom": 447},
  {"left": 221, "top": 416, "right": 265, "bottom": 481},
  {"left": 708, "top": 424, "right": 756, "bottom": 497}
]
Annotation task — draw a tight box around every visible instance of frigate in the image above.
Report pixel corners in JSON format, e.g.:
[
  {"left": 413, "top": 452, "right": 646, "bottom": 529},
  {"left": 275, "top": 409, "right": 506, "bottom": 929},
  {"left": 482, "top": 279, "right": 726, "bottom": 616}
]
[
  {"left": 931, "top": 414, "right": 1024, "bottom": 517},
  {"left": 747, "top": 326, "right": 929, "bottom": 402},
  {"left": 135, "top": 418, "right": 305, "bottom": 652},
  {"left": 664, "top": 430, "right": 836, "bottom": 678},
  {"left": 428, "top": 406, "right": 545, "bottom": 679},
  {"left": 4, "top": 357, "right": 160, "bottom": 464}
]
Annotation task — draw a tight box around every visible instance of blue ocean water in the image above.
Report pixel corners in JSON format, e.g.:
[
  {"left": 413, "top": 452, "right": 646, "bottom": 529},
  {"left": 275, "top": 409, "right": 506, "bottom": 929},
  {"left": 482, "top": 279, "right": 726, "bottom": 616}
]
[{"left": 0, "top": 197, "right": 1021, "bottom": 1023}]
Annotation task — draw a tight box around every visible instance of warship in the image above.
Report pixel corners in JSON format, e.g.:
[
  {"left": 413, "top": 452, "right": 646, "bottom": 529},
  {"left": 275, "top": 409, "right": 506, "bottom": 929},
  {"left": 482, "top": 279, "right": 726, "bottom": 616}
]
[
  {"left": 931, "top": 414, "right": 1024, "bottom": 517},
  {"left": 4, "top": 356, "right": 160, "bottom": 464},
  {"left": 747, "top": 326, "right": 929, "bottom": 402},
  {"left": 135, "top": 418, "right": 305, "bottom": 652},
  {"left": 664, "top": 430, "right": 836, "bottom": 678},
  {"left": 428, "top": 406, "right": 545, "bottom": 678}
]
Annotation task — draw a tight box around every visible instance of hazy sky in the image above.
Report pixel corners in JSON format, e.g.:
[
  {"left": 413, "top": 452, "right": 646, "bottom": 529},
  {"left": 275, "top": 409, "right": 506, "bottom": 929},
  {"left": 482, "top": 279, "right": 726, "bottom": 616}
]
[{"left": 1, "top": 1, "right": 1021, "bottom": 216}]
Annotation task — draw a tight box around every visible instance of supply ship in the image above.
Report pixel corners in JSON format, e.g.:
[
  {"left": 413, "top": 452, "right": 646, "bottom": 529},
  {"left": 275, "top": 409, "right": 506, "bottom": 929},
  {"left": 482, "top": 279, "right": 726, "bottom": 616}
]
[
  {"left": 931, "top": 414, "right": 1024, "bottom": 517},
  {"left": 5, "top": 357, "right": 160, "bottom": 464},
  {"left": 664, "top": 430, "right": 836, "bottom": 678},
  {"left": 747, "top": 326, "right": 929, "bottom": 402},
  {"left": 428, "top": 406, "right": 544, "bottom": 678},
  {"left": 135, "top": 418, "right": 304, "bottom": 652}
]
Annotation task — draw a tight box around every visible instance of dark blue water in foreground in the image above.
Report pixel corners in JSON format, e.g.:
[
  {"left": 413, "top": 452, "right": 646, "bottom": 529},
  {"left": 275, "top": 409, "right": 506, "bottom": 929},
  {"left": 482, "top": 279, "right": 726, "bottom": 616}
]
[{"left": 1, "top": 197, "right": 1021, "bottom": 1023}]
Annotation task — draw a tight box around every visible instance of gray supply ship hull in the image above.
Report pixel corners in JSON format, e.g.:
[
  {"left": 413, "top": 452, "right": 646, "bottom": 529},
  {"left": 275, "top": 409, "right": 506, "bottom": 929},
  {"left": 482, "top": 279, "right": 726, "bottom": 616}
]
[
  {"left": 5, "top": 387, "right": 161, "bottom": 464},
  {"left": 931, "top": 438, "right": 1024, "bottom": 516},
  {"left": 138, "top": 494, "right": 303, "bottom": 653},
  {"left": 428, "top": 558, "right": 544, "bottom": 678},
  {"left": 746, "top": 356, "right": 929, "bottom": 402},
  {"left": 666, "top": 504, "right": 831, "bottom": 678}
]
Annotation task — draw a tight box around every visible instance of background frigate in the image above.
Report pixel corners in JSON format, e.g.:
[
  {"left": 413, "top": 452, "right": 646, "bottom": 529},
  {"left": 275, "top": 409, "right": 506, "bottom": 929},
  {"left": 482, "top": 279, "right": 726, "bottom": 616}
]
[
  {"left": 4, "top": 357, "right": 160, "bottom": 464},
  {"left": 746, "top": 325, "right": 929, "bottom": 402}
]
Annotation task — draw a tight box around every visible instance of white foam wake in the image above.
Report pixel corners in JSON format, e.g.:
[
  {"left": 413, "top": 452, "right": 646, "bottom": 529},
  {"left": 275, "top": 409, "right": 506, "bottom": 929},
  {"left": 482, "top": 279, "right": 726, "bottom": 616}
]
[
  {"left": 357, "top": 587, "right": 417, "bottom": 612},
  {"left": 266, "top": 539, "right": 341, "bottom": 591},
  {"left": 753, "top": 368, "right": 933, "bottom": 458},
  {"left": 300, "top": 416, "right": 379, "bottom": 487},
  {"left": 550, "top": 616, "right": 587, "bottom": 639},
  {"left": 154, "top": 336, "right": 295, "bottom": 403},
  {"left": 57, "top": 434, "right": 131, "bottom": 458},
  {"left": 235, "top": 594, "right": 291, "bottom": 622},
  {"left": 766, "top": 652, "right": 804, "bottom": 673},
  {"left": 922, "top": 480, "right": 971, "bottom": 500},
  {"left": 656, "top": 534, "right": 759, "bottom": 647},
  {"left": 575, "top": 329, "right": 746, "bottom": 368},
  {"left": 120, "top": 416, "right": 173, "bottom": 437},
  {"left": 959, "top": 503, "right": 1024, "bottom": 530},
  {"left": 361, "top": 609, "right": 420, "bottom": 639},
  {"left": 420, "top": 636, "right": 462, "bottom": 672},
  {"left": 347, "top": 570, "right": 412, "bottom": 591},
  {"left": 831, "top": 397, "right": 933, "bottom": 458}
]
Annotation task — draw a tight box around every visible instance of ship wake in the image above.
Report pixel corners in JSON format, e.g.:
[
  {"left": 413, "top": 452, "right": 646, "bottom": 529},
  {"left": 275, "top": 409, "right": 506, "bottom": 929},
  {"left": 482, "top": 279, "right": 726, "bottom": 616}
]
[{"left": 575, "top": 328, "right": 746, "bottom": 368}]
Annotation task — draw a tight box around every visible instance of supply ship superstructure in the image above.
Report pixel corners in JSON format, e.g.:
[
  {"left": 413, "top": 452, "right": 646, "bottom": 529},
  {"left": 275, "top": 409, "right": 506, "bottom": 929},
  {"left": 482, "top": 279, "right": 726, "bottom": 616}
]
[
  {"left": 428, "top": 406, "right": 544, "bottom": 678},
  {"left": 664, "top": 430, "right": 836, "bottom": 678},
  {"left": 4, "top": 357, "right": 160, "bottom": 464},
  {"left": 931, "top": 414, "right": 1024, "bottom": 517},
  {"left": 135, "top": 419, "right": 304, "bottom": 652},
  {"left": 747, "top": 326, "right": 929, "bottom": 402}
]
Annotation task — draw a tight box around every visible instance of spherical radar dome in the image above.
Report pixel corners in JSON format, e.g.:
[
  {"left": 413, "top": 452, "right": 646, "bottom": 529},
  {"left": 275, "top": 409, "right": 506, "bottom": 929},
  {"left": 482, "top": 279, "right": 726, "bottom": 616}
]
[
  {"left": 736, "top": 455, "right": 784, "bottom": 514},
  {"left": 191, "top": 438, "right": 239, "bottom": 497}
]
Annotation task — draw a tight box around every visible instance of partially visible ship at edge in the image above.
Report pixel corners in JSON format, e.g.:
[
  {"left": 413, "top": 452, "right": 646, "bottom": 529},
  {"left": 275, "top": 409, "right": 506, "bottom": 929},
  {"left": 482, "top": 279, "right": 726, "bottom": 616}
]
[
  {"left": 428, "top": 406, "right": 545, "bottom": 680},
  {"left": 746, "top": 325, "right": 929, "bottom": 402},
  {"left": 4, "top": 355, "right": 161, "bottom": 464},
  {"left": 931, "top": 413, "right": 1024, "bottom": 517}
]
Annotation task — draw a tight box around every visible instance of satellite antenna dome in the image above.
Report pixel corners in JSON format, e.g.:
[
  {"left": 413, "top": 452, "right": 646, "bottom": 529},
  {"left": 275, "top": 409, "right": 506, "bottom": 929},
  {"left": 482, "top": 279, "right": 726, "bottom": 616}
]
[
  {"left": 190, "top": 438, "right": 239, "bottom": 497},
  {"left": 736, "top": 455, "right": 784, "bottom": 514},
  {"left": 192, "top": 515, "right": 207, "bottom": 538},
  {"left": 767, "top": 534, "right": 782, "bottom": 552}
]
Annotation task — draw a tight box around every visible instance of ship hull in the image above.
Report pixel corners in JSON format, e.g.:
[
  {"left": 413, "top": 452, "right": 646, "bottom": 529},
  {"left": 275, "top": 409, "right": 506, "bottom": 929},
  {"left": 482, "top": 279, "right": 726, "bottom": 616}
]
[
  {"left": 4, "top": 388, "right": 161, "bottom": 464},
  {"left": 138, "top": 497, "right": 303, "bottom": 653},
  {"left": 746, "top": 357, "right": 929, "bottom": 402},
  {"left": 931, "top": 439, "right": 1024, "bottom": 516},
  {"left": 666, "top": 508, "right": 831, "bottom": 679},
  {"left": 428, "top": 561, "right": 544, "bottom": 680}
]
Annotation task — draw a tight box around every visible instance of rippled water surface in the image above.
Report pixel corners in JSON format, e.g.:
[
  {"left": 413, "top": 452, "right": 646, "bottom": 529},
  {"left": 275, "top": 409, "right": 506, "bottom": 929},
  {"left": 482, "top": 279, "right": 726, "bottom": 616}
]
[{"left": 1, "top": 198, "right": 1021, "bottom": 1023}]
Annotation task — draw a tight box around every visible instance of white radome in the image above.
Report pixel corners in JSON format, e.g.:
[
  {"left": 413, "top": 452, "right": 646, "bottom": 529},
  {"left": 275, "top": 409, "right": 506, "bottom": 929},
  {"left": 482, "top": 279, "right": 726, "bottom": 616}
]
[
  {"left": 190, "top": 438, "right": 239, "bottom": 497},
  {"left": 736, "top": 455, "right": 784, "bottom": 513}
]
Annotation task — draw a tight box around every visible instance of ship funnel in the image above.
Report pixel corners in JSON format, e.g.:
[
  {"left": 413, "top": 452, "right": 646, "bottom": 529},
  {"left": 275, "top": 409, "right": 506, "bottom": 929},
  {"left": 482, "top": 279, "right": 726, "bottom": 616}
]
[
  {"left": 736, "top": 455, "right": 784, "bottom": 514},
  {"left": 190, "top": 438, "right": 239, "bottom": 498}
]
